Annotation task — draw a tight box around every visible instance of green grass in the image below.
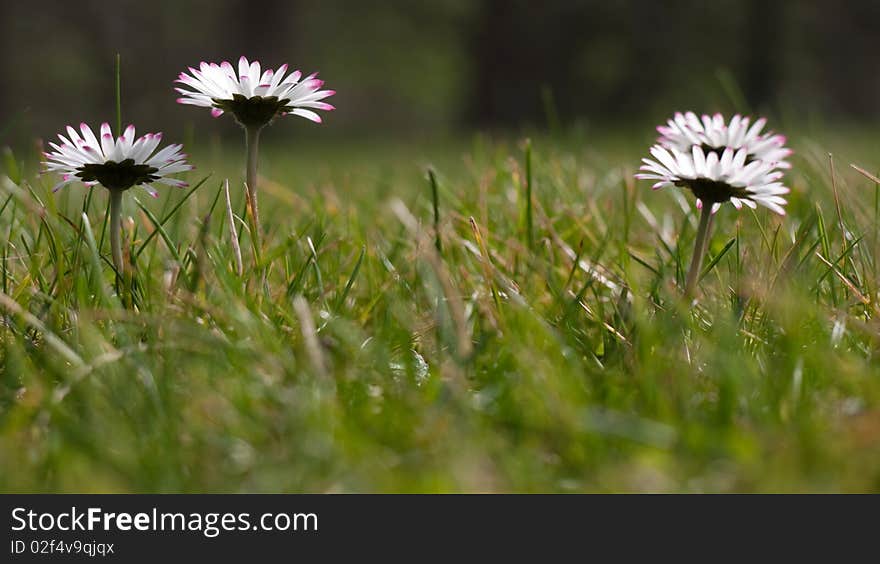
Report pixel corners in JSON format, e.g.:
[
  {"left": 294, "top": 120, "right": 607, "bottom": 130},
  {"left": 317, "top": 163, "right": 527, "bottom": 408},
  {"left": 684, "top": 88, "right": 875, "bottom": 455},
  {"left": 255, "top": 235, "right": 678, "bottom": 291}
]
[{"left": 1, "top": 129, "right": 880, "bottom": 492}]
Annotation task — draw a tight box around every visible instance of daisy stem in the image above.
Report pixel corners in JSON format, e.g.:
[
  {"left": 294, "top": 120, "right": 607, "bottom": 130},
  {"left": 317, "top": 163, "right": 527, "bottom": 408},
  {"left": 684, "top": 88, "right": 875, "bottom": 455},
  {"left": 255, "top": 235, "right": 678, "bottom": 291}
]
[
  {"left": 245, "top": 125, "right": 263, "bottom": 251},
  {"left": 684, "top": 204, "right": 713, "bottom": 298},
  {"left": 109, "top": 190, "right": 124, "bottom": 276}
]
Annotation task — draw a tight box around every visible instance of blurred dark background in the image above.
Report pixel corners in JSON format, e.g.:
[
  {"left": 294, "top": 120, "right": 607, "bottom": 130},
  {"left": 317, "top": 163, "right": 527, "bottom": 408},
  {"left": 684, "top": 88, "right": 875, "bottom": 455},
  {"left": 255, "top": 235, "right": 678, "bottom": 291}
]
[{"left": 2, "top": 0, "right": 880, "bottom": 145}]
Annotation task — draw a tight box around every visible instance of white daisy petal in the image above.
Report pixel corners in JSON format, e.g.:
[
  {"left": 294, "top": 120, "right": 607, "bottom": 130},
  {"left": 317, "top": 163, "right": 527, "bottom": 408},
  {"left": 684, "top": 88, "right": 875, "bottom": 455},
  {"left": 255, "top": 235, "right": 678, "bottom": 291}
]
[{"left": 290, "top": 108, "right": 322, "bottom": 123}]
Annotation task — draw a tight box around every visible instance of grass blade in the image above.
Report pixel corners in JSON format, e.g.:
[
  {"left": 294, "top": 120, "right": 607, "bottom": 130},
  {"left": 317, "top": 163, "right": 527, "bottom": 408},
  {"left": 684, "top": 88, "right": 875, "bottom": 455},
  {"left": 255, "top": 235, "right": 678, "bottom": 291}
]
[
  {"left": 335, "top": 245, "right": 366, "bottom": 311},
  {"left": 700, "top": 237, "right": 736, "bottom": 281},
  {"left": 427, "top": 168, "right": 442, "bottom": 254}
]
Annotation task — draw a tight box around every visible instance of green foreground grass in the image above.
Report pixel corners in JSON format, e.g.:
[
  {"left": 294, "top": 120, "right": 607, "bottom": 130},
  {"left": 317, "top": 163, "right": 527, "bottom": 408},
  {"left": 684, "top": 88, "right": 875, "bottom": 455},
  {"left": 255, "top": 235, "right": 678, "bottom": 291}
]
[{"left": 1, "top": 129, "right": 880, "bottom": 492}]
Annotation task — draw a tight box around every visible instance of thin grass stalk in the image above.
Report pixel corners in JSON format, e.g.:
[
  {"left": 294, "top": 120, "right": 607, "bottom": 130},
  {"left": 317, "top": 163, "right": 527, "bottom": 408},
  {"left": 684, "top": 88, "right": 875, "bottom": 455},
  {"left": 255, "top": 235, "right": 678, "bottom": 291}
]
[
  {"left": 115, "top": 53, "right": 122, "bottom": 135},
  {"left": 428, "top": 168, "right": 442, "bottom": 254},
  {"left": 224, "top": 179, "right": 244, "bottom": 276},
  {"left": 109, "top": 190, "right": 124, "bottom": 276},
  {"left": 245, "top": 125, "right": 263, "bottom": 253}
]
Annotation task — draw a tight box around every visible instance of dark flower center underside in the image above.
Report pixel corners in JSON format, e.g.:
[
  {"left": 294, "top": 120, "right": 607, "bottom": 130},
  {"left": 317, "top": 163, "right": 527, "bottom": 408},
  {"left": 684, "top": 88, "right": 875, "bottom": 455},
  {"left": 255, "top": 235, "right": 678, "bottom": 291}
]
[
  {"left": 76, "top": 159, "right": 159, "bottom": 191},
  {"left": 675, "top": 178, "right": 752, "bottom": 204},
  {"left": 212, "top": 94, "right": 292, "bottom": 128}
]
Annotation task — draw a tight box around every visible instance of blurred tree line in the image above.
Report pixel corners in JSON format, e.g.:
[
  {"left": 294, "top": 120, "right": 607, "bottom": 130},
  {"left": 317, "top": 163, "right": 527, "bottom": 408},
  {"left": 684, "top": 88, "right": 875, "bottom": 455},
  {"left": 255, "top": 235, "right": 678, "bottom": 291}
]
[{"left": 1, "top": 0, "right": 879, "bottom": 144}]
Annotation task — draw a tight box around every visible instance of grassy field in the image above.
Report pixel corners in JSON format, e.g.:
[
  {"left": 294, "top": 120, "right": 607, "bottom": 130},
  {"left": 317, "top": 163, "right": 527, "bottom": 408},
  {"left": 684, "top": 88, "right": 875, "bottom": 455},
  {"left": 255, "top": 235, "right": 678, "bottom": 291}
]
[{"left": 1, "top": 126, "right": 879, "bottom": 493}]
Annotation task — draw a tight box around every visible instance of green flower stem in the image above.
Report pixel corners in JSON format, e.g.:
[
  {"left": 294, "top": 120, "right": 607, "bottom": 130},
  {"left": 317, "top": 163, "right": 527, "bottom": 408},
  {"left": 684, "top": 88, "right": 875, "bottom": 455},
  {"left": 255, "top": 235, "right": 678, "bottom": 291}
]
[
  {"left": 684, "top": 203, "right": 714, "bottom": 298},
  {"left": 245, "top": 125, "right": 263, "bottom": 250},
  {"left": 109, "top": 189, "right": 125, "bottom": 276}
]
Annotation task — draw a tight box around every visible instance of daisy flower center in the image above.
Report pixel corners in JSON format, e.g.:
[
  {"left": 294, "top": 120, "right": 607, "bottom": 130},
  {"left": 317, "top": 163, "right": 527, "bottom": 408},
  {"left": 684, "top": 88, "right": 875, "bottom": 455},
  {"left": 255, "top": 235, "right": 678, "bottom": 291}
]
[
  {"left": 212, "top": 94, "right": 291, "bottom": 128},
  {"left": 675, "top": 177, "right": 752, "bottom": 204},
  {"left": 76, "top": 159, "right": 160, "bottom": 192}
]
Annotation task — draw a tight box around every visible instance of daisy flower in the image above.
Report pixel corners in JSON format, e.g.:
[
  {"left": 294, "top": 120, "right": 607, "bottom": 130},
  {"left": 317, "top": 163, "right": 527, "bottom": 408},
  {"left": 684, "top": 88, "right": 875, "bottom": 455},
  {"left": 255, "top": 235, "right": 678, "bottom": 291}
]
[
  {"left": 656, "top": 112, "right": 792, "bottom": 169},
  {"left": 44, "top": 122, "right": 192, "bottom": 274},
  {"left": 636, "top": 113, "right": 792, "bottom": 297},
  {"left": 175, "top": 56, "right": 335, "bottom": 128},
  {"left": 44, "top": 122, "right": 191, "bottom": 196},
  {"left": 636, "top": 144, "right": 790, "bottom": 216},
  {"left": 174, "top": 56, "right": 335, "bottom": 252}
]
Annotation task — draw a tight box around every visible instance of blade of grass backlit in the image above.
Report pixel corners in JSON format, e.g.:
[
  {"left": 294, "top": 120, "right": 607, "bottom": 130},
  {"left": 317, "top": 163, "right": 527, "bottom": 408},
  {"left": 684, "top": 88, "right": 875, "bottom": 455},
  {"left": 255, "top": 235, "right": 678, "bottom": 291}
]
[
  {"left": 115, "top": 53, "right": 122, "bottom": 135},
  {"left": 427, "top": 168, "right": 442, "bottom": 254}
]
